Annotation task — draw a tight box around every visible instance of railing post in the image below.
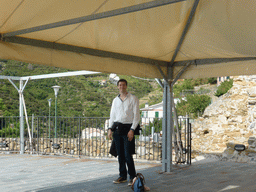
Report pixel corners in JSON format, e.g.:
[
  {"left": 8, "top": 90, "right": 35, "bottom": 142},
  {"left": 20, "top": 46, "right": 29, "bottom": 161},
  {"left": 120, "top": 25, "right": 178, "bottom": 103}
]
[
  {"left": 78, "top": 117, "right": 81, "bottom": 158},
  {"left": 37, "top": 116, "right": 39, "bottom": 154},
  {"left": 189, "top": 120, "right": 192, "bottom": 165}
]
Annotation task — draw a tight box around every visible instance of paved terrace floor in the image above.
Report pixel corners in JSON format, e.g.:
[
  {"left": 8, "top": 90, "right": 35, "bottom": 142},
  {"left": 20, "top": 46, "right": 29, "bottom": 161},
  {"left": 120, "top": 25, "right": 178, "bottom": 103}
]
[{"left": 0, "top": 154, "right": 255, "bottom": 192}]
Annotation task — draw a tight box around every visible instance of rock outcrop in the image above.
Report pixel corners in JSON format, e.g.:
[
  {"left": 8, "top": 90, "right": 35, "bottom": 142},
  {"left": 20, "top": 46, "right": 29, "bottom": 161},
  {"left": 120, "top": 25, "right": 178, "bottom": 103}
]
[{"left": 192, "top": 76, "right": 256, "bottom": 156}]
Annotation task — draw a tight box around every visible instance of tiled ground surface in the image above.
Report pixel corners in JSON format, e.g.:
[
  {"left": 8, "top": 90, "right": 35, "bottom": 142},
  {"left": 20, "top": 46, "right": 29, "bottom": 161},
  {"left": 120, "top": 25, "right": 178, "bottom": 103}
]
[{"left": 0, "top": 154, "right": 255, "bottom": 192}]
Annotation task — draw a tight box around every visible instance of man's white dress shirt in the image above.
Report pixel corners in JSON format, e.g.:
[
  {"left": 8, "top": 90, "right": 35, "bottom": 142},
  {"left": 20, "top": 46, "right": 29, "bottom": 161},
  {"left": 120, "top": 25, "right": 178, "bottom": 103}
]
[{"left": 109, "top": 92, "right": 140, "bottom": 130}]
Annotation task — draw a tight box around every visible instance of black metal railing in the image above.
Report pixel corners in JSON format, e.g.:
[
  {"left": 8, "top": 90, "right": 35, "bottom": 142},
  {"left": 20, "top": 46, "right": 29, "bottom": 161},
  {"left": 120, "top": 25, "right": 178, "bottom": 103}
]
[{"left": 0, "top": 116, "right": 191, "bottom": 163}]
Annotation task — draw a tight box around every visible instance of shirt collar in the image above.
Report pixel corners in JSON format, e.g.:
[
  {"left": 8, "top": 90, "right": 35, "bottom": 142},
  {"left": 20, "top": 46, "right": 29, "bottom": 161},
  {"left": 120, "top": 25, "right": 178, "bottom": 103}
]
[{"left": 118, "top": 92, "right": 130, "bottom": 99}]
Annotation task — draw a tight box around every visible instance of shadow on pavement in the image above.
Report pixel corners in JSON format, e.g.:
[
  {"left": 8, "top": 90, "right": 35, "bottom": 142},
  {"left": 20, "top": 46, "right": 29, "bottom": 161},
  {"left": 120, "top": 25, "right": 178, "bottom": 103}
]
[
  {"left": 35, "top": 161, "right": 256, "bottom": 192},
  {"left": 36, "top": 166, "right": 162, "bottom": 192}
]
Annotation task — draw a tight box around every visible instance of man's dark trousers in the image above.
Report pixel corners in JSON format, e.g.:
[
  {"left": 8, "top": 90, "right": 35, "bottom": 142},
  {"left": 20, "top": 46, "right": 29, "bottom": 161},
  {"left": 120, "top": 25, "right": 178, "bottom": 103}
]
[{"left": 113, "top": 130, "right": 136, "bottom": 180}]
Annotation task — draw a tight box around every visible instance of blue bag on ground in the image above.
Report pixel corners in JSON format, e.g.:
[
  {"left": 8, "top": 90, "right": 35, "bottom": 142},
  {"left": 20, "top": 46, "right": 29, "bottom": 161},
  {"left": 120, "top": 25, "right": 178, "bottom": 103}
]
[{"left": 132, "top": 173, "right": 145, "bottom": 192}]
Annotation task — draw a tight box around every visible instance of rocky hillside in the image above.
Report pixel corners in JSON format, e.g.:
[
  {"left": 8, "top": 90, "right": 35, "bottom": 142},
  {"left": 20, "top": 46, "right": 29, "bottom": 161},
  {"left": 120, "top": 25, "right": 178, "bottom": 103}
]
[{"left": 192, "top": 75, "right": 256, "bottom": 154}]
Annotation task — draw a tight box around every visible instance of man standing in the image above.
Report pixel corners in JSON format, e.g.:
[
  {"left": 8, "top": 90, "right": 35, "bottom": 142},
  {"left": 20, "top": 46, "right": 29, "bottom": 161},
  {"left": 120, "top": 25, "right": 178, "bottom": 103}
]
[{"left": 108, "top": 79, "right": 140, "bottom": 186}]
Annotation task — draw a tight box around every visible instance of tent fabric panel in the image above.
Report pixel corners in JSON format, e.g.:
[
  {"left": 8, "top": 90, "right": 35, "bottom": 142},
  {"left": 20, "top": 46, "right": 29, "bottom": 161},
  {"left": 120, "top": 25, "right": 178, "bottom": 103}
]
[
  {"left": 176, "top": 0, "right": 256, "bottom": 61},
  {"left": 0, "top": 0, "right": 23, "bottom": 29},
  {"left": 0, "top": 0, "right": 109, "bottom": 32},
  {"left": 2, "top": 0, "right": 255, "bottom": 62},
  {"left": 4, "top": 1, "right": 189, "bottom": 61}
]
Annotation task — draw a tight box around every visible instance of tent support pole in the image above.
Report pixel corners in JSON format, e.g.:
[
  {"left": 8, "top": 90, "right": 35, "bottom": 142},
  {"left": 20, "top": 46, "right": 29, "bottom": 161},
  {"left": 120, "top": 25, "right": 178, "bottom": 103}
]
[
  {"left": 155, "top": 63, "right": 168, "bottom": 82},
  {"left": 1, "top": 36, "right": 167, "bottom": 67},
  {"left": 155, "top": 78, "right": 164, "bottom": 88},
  {"left": 162, "top": 80, "right": 173, "bottom": 172},
  {"left": 160, "top": 60, "right": 190, "bottom": 172},
  {"left": 171, "top": 62, "right": 191, "bottom": 86},
  {"left": 160, "top": 62, "right": 174, "bottom": 172},
  {"left": 160, "top": 0, "right": 199, "bottom": 167}
]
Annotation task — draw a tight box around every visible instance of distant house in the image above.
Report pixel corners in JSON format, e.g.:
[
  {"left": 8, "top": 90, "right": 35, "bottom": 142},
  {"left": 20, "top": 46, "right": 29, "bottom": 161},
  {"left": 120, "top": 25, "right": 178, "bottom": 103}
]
[
  {"left": 109, "top": 73, "right": 120, "bottom": 85},
  {"left": 217, "top": 76, "right": 233, "bottom": 86},
  {"left": 140, "top": 102, "right": 163, "bottom": 119},
  {"left": 140, "top": 98, "right": 182, "bottom": 125}
]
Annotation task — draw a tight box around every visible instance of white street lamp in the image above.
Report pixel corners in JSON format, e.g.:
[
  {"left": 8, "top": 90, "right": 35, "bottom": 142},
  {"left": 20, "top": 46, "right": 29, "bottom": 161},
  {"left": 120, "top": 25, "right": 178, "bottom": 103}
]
[
  {"left": 52, "top": 85, "right": 61, "bottom": 138},
  {"left": 52, "top": 85, "right": 61, "bottom": 97}
]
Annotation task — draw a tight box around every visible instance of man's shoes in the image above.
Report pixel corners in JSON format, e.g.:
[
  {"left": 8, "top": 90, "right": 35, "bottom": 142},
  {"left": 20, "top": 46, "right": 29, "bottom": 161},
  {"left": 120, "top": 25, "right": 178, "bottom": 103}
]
[
  {"left": 113, "top": 177, "right": 127, "bottom": 184},
  {"left": 128, "top": 180, "right": 133, "bottom": 186}
]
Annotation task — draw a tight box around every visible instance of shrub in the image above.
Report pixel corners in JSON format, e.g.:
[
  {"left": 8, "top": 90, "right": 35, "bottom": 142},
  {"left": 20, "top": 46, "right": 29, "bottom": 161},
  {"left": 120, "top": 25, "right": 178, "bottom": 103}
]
[{"left": 214, "top": 79, "right": 233, "bottom": 97}]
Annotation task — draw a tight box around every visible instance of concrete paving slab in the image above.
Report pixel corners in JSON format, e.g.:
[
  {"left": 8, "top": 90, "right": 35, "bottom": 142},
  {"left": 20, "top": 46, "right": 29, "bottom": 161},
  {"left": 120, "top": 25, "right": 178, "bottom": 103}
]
[{"left": 0, "top": 154, "right": 256, "bottom": 192}]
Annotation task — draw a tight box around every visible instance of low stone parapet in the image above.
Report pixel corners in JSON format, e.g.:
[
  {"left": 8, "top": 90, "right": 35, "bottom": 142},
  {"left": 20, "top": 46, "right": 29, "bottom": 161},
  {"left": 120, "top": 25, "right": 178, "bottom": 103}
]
[{"left": 0, "top": 137, "right": 162, "bottom": 160}]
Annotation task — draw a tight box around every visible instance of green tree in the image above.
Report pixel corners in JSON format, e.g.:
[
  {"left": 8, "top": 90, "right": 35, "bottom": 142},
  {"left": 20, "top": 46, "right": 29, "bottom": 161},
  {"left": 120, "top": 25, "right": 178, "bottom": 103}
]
[
  {"left": 173, "top": 79, "right": 194, "bottom": 97},
  {"left": 207, "top": 77, "right": 217, "bottom": 84},
  {"left": 176, "top": 99, "right": 189, "bottom": 117},
  {"left": 176, "top": 94, "right": 211, "bottom": 118},
  {"left": 0, "top": 98, "right": 13, "bottom": 116}
]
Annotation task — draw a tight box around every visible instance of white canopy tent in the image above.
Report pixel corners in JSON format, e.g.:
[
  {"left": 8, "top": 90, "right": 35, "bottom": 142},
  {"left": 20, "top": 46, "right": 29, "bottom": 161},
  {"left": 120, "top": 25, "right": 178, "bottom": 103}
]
[
  {"left": 0, "top": 0, "right": 255, "bottom": 79},
  {"left": 1, "top": 0, "right": 256, "bottom": 171}
]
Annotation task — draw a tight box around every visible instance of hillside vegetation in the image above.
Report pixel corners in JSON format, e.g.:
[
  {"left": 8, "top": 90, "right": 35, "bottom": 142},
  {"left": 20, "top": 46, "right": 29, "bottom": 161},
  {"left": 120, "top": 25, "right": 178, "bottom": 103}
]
[
  {"left": 0, "top": 60, "right": 223, "bottom": 118},
  {"left": 0, "top": 60, "right": 161, "bottom": 117}
]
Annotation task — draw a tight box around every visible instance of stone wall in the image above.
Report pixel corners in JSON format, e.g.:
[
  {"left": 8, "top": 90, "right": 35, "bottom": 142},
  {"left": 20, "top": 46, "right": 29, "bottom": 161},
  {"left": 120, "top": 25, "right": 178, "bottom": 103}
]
[{"left": 192, "top": 76, "right": 256, "bottom": 156}]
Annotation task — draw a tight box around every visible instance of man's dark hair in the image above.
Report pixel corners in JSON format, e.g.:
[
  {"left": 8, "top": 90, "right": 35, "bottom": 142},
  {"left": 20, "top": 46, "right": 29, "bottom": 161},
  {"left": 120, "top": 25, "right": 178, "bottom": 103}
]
[{"left": 117, "top": 79, "right": 127, "bottom": 86}]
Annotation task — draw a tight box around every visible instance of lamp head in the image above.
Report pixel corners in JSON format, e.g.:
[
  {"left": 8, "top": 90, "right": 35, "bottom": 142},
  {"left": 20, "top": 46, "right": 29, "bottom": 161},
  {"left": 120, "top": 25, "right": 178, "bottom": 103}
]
[
  {"left": 52, "top": 85, "right": 61, "bottom": 97},
  {"left": 47, "top": 98, "right": 52, "bottom": 107}
]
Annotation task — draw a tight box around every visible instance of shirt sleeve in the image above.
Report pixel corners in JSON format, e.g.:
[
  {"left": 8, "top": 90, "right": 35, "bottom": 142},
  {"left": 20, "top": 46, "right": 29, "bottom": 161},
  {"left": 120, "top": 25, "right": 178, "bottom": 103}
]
[
  {"left": 131, "top": 96, "right": 140, "bottom": 130},
  {"left": 109, "top": 98, "right": 116, "bottom": 129}
]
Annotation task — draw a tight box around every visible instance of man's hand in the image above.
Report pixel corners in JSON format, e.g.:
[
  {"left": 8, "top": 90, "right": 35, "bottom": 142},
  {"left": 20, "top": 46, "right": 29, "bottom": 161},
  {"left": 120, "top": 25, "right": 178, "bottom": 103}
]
[
  {"left": 127, "top": 130, "right": 134, "bottom": 141},
  {"left": 108, "top": 129, "right": 113, "bottom": 140}
]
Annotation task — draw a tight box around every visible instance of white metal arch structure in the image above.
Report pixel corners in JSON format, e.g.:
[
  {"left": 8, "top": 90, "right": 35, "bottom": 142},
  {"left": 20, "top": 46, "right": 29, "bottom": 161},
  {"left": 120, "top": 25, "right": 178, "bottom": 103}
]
[
  {"left": 0, "top": 71, "right": 100, "bottom": 154},
  {"left": 1, "top": 0, "right": 256, "bottom": 172}
]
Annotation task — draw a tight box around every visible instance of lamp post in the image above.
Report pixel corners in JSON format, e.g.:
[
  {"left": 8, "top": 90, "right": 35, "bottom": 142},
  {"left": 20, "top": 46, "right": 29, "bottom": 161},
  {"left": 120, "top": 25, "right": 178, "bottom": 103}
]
[
  {"left": 47, "top": 98, "right": 52, "bottom": 138},
  {"left": 52, "top": 85, "right": 60, "bottom": 138}
]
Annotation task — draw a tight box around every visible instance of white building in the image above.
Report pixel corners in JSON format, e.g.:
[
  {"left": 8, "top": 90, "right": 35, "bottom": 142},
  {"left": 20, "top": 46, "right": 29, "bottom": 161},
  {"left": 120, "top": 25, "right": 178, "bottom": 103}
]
[
  {"left": 217, "top": 76, "right": 233, "bottom": 86},
  {"left": 140, "top": 98, "right": 184, "bottom": 125},
  {"left": 141, "top": 102, "right": 163, "bottom": 119}
]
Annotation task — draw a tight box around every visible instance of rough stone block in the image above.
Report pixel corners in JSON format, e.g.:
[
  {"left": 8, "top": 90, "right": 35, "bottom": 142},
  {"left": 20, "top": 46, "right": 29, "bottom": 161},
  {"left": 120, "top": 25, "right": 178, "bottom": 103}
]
[
  {"left": 226, "top": 142, "right": 236, "bottom": 149},
  {"left": 248, "top": 137, "right": 256, "bottom": 145},
  {"left": 248, "top": 99, "right": 256, "bottom": 105}
]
